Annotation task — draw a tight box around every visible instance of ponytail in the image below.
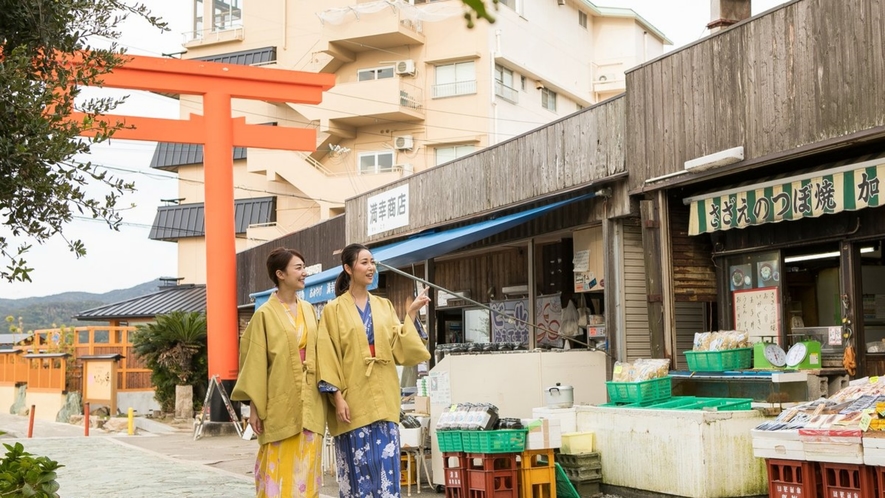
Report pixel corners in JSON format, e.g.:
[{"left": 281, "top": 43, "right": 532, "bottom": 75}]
[{"left": 334, "top": 271, "right": 350, "bottom": 297}]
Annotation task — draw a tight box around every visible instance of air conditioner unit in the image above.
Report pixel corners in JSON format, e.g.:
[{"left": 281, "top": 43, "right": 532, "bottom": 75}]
[
  {"left": 596, "top": 73, "right": 616, "bottom": 83},
  {"left": 396, "top": 59, "right": 416, "bottom": 76},
  {"left": 394, "top": 135, "right": 414, "bottom": 150}
]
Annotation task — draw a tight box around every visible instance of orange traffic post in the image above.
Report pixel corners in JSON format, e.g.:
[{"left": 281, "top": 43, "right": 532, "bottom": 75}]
[
  {"left": 27, "top": 405, "right": 35, "bottom": 438},
  {"left": 84, "top": 402, "right": 90, "bottom": 437}
]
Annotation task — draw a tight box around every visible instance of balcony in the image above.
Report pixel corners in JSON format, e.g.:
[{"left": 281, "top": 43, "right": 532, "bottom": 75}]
[
  {"left": 319, "top": 7, "right": 425, "bottom": 63},
  {"left": 592, "top": 60, "right": 630, "bottom": 97},
  {"left": 494, "top": 81, "right": 518, "bottom": 103},
  {"left": 432, "top": 80, "right": 477, "bottom": 99},
  {"left": 290, "top": 78, "right": 424, "bottom": 129},
  {"left": 182, "top": 26, "right": 245, "bottom": 48}
]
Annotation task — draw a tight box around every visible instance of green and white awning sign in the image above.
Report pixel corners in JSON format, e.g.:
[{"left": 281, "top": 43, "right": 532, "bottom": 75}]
[{"left": 687, "top": 161, "right": 884, "bottom": 236}]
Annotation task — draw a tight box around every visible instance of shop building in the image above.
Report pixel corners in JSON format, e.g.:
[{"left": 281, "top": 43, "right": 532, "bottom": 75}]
[{"left": 630, "top": 0, "right": 885, "bottom": 379}]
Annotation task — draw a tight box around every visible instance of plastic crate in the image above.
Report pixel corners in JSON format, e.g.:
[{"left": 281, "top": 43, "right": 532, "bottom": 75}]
[
  {"left": 438, "top": 430, "right": 464, "bottom": 452},
  {"left": 462, "top": 429, "right": 528, "bottom": 454},
  {"left": 766, "top": 459, "right": 820, "bottom": 498},
  {"left": 553, "top": 463, "right": 580, "bottom": 498},
  {"left": 821, "top": 461, "right": 875, "bottom": 498},
  {"left": 466, "top": 468, "right": 518, "bottom": 497},
  {"left": 605, "top": 376, "right": 672, "bottom": 404},
  {"left": 684, "top": 347, "right": 753, "bottom": 371}
]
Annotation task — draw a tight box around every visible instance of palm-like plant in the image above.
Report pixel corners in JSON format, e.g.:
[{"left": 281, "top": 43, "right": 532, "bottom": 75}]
[{"left": 131, "top": 311, "right": 208, "bottom": 413}]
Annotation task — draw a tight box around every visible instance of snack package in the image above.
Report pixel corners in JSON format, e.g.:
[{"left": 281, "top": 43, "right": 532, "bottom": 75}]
[{"left": 692, "top": 330, "right": 750, "bottom": 351}]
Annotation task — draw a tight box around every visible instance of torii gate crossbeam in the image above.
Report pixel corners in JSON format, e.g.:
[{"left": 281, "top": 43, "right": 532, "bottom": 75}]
[{"left": 76, "top": 55, "right": 334, "bottom": 385}]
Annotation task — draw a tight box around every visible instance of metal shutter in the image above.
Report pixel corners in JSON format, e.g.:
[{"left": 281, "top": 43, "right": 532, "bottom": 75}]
[{"left": 623, "top": 220, "right": 651, "bottom": 360}]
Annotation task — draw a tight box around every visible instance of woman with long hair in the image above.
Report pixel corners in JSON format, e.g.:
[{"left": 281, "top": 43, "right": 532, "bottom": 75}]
[
  {"left": 317, "top": 243, "right": 430, "bottom": 497},
  {"left": 231, "top": 247, "right": 325, "bottom": 497}
]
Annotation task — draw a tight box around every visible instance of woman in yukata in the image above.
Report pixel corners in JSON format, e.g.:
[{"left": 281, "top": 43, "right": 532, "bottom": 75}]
[
  {"left": 232, "top": 247, "right": 325, "bottom": 497},
  {"left": 317, "top": 243, "right": 431, "bottom": 497}
]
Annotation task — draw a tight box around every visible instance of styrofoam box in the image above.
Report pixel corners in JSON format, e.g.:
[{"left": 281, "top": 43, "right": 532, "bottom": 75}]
[
  {"left": 863, "top": 434, "right": 885, "bottom": 466},
  {"left": 750, "top": 429, "right": 804, "bottom": 460},
  {"left": 561, "top": 432, "right": 595, "bottom": 454},
  {"left": 803, "top": 441, "right": 864, "bottom": 464},
  {"left": 532, "top": 407, "right": 577, "bottom": 434},
  {"left": 521, "top": 418, "right": 563, "bottom": 450},
  {"left": 399, "top": 426, "right": 422, "bottom": 448}
]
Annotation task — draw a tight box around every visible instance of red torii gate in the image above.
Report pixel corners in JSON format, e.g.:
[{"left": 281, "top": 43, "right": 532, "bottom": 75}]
[{"left": 76, "top": 55, "right": 334, "bottom": 383}]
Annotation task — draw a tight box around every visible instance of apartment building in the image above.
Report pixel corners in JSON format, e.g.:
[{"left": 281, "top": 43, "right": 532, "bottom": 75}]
[{"left": 149, "top": 0, "right": 669, "bottom": 285}]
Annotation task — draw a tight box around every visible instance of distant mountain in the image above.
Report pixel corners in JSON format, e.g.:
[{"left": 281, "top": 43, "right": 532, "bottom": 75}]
[{"left": 0, "top": 279, "right": 164, "bottom": 332}]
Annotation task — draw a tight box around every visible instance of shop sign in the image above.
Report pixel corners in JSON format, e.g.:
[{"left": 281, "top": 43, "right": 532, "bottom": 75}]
[
  {"left": 687, "top": 161, "right": 884, "bottom": 235},
  {"left": 367, "top": 184, "right": 409, "bottom": 236}
]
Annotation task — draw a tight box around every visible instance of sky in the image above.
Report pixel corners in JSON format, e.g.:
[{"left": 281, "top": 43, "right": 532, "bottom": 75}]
[{"left": 0, "top": 0, "right": 789, "bottom": 299}]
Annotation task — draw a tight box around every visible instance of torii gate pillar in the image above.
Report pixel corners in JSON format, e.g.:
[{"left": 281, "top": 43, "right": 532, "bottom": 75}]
[{"left": 76, "top": 55, "right": 334, "bottom": 384}]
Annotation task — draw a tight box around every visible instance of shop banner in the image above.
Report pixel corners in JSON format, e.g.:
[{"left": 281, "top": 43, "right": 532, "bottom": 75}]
[
  {"left": 687, "top": 161, "right": 884, "bottom": 235},
  {"left": 535, "top": 294, "right": 563, "bottom": 348},
  {"left": 490, "top": 299, "right": 529, "bottom": 344}
]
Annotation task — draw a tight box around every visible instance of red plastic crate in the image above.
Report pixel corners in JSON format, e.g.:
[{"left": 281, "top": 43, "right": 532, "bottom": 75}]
[
  {"left": 467, "top": 468, "right": 518, "bottom": 498},
  {"left": 445, "top": 452, "right": 469, "bottom": 498},
  {"left": 766, "top": 458, "right": 820, "bottom": 498},
  {"left": 466, "top": 452, "right": 518, "bottom": 471},
  {"left": 820, "top": 462, "right": 875, "bottom": 498}
]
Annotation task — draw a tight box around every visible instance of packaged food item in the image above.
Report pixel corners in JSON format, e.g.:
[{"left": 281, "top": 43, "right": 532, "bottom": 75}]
[
  {"left": 612, "top": 358, "right": 670, "bottom": 382},
  {"left": 692, "top": 330, "right": 750, "bottom": 351}
]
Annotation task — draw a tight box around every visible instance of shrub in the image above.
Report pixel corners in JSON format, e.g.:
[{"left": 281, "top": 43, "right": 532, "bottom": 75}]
[{"left": 0, "top": 442, "right": 62, "bottom": 497}]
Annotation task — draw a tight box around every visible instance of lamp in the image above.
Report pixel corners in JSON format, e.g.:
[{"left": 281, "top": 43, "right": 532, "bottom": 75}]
[
  {"left": 784, "top": 246, "right": 875, "bottom": 263},
  {"left": 684, "top": 146, "right": 744, "bottom": 172}
]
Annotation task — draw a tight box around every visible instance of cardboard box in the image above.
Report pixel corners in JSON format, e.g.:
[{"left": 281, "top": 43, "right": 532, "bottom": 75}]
[
  {"left": 414, "top": 396, "right": 430, "bottom": 414},
  {"left": 522, "top": 417, "right": 562, "bottom": 450}
]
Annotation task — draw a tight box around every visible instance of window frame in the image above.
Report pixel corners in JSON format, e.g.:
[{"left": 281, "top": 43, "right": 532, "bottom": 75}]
[
  {"left": 358, "top": 66, "right": 396, "bottom": 81},
  {"left": 578, "top": 10, "right": 588, "bottom": 29},
  {"left": 433, "top": 61, "right": 477, "bottom": 98},
  {"left": 494, "top": 65, "right": 518, "bottom": 103},
  {"left": 358, "top": 151, "right": 396, "bottom": 175},
  {"left": 541, "top": 88, "right": 557, "bottom": 112},
  {"left": 434, "top": 144, "right": 476, "bottom": 166}
]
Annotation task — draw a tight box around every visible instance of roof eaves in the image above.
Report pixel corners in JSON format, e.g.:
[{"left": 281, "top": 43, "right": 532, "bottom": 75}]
[{"left": 584, "top": 1, "right": 673, "bottom": 45}]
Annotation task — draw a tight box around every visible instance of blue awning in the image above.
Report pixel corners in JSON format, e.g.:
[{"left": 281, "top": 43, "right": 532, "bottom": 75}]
[{"left": 300, "top": 193, "right": 594, "bottom": 304}]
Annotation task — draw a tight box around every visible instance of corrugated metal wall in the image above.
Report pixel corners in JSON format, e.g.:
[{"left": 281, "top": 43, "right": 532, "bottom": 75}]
[
  {"left": 674, "top": 302, "right": 706, "bottom": 370},
  {"left": 623, "top": 219, "right": 651, "bottom": 360}
]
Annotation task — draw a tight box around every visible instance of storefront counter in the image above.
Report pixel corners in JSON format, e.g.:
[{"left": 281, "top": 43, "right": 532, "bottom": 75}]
[{"left": 575, "top": 405, "right": 768, "bottom": 498}]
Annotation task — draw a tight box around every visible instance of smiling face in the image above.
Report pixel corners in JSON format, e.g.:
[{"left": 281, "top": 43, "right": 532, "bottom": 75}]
[
  {"left": 345, "top": 249, "right": 375, "bottom": 288},
  {"left": 276, "top": 254, "right": 307, "bottom": 291}
]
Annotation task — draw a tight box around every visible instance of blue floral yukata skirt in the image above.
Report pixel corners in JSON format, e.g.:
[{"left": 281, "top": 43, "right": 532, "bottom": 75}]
[{"left": 334, "top": 421, "right": 401, "bottom": 498}]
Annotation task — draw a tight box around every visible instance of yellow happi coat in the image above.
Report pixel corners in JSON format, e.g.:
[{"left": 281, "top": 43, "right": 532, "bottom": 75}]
[
  {"left": 317, "top": 292, "right": 430, "bottom": 437},
  {"left": 231, "top": 298, "right": 325, "bottom": 445}
]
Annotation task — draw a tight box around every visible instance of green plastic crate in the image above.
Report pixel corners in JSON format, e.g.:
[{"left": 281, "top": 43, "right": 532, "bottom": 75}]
[
  {"left": 437, "top": 430, "right": 463, "bottom": 452},
  {"left": 643, "top": 396, "right": 699, "bottom": 409},
  {"left": 684, "top": 347, "right": 753, "bottom": 371},
  {"left": 605, "top": 376, "right": 672, "bottom": 404},
  {"left": 554, "top": 463, "right": 581, "bottom": 498},
  {"left": 461, "top": 429, "right": 527, "bottom": 454}
]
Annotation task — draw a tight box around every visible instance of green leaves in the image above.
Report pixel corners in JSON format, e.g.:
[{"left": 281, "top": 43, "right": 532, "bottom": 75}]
[
  {"left": 0, "top": 442, "right": 63, "bottom": 498},
  {"left": 0, "top": 0, "right": 166, "bottom": 284},
  {"left": 132, "top": 312, "right": 209, "bottom": 412},
  {"left": 462, "top": 0, "right": 499, "bottom": 28}
]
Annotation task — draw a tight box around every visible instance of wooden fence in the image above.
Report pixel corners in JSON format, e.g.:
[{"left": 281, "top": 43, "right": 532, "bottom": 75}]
[{"left": 0, "top": 326, "right": 154, "bottom": 393}]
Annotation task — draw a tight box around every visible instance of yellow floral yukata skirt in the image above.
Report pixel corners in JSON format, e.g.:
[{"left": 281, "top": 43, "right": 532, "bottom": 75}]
[{"left": 255, "top": 429, "right": 322, "bottom": 497}]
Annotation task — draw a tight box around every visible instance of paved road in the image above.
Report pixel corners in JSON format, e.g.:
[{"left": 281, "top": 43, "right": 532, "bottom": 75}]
[{"left": 0, "top": 413, "right": 343, "bottom": 498}]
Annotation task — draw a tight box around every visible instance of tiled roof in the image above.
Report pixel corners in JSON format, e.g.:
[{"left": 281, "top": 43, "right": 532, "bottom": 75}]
[
  {"left": 149, "top": 196, "right": 275, "bottom": 241},
  {"left": 74, "top": 285, "right": 206, "bottom": 321}
]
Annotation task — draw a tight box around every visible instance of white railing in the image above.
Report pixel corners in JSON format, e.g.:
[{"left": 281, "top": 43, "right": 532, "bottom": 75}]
[
  {"left": 495, "top": 81, "right": 518, "bottom": 103},
  {"left": 432, "top": 80, "right": 477, "bottom": 99},
  {"left": 182, "top": 26, "right": 244, "bottom": 44}
]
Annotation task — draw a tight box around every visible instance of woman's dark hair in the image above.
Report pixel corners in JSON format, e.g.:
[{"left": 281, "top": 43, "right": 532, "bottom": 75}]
[
  {"left": 266, "top": 247, "right": 305, "bottom": 286},
  {"left": 335, "top": 243, "right": 370, "bottom": 297}
]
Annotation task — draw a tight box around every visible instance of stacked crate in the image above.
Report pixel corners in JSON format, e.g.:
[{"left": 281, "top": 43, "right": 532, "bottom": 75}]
[
  {"left": 517, "top": 448, "right": 556, "bottom": 498},
  {"left": 556, "top": 452, "right": 602, "bottom": 497},
  {"left": 466, "top": 452, "right": 519, "bottom": 498}
]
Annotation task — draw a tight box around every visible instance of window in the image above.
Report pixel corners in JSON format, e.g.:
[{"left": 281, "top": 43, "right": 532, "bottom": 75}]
[
  {"left": 541, "top": 88, "right": 557, "bottom": 112},
  {"left": 213, "top": 0, "right": 242, "bottom": 31},
  {"left": 359, "top": 152, "right": 395, "bottom": 174},
  {"left": 498, "top": 0, "right": 514, "bottom": 8},
  {"left": 358, "top": 66, "right": 395, "bottom": 81},
  {"left": 433, "top": 61, "right": 477, "bottom": 98},
  {"left": 494, "top": 65, "right": 518, "bottom": 103},
  {"left": 435, "top": 145, "right": 476, "bottom": 166},
  {"left": 521, "top": 75, "right": 526, "bottom": 91},
  {"left": 194, "top": 0, "right": 204, "bottom": 34},
  {"left": 578, "top": 10, "right": 587, "bottom": 29}
]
